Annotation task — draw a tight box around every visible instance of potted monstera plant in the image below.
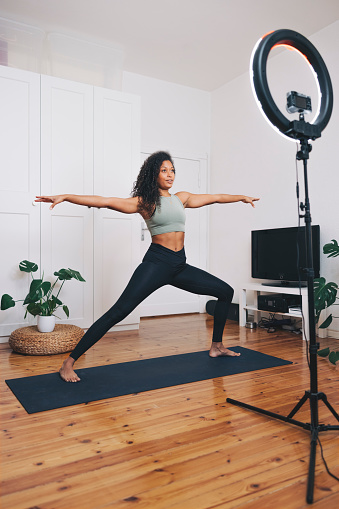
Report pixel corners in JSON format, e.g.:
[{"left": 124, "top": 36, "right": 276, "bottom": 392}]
[
  {"left": 1, "top": 260, "right": 85, "bottom": 333},
  {"left": 314, "top": 239, "right": 339, "bottom": 366}
]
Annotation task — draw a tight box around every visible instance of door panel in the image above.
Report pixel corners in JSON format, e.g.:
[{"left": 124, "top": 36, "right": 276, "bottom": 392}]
[
  {"left": 93, "top": 87, "right": 140, "bottom": 329},
  {"left": 0, "top": 68, "right": 141, "bottom": 337},
  {"left": 0, "top": 66, "right": 40, "bottom": 336},
  {"left": 40, "top": 75, "right": 94, "bottom": 328}
]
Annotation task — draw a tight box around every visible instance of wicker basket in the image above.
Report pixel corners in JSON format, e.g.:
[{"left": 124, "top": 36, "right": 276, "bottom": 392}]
[{"left": 9, "top": 324, "right": 84, "bottom": 356}]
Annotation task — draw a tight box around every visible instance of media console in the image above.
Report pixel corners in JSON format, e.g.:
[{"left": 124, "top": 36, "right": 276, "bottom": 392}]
[{"left": 240, "top": 283, "right": 309, "bottom": 341}]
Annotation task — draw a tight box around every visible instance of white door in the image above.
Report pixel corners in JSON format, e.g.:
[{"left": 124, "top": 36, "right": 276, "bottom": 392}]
[
  {"left": 139, "top": 154, "right": 208, "bottom": 317},
  {"left": 0, "top": 66, "right": 40, "bottom": 336},
  {"left": 40, "top": 75, "right": 94, "bottom": 329},
  {"left": 93, "top": 87, "right": 141, "bottom": 330}
]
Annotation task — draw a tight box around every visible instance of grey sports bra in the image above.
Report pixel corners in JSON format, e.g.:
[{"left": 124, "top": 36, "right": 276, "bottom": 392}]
[{"left": 145, "top": 195, "right": 186, "bottom": 237}]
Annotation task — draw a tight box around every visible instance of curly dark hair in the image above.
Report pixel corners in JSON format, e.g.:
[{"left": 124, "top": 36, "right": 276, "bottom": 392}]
[{"left": 131, "top": 151, "right": 175, "bottom": 216}]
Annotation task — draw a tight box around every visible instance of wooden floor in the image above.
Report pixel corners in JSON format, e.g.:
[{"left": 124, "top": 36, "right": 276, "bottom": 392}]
[{"left": 1, "top": 314, "right": 338, "bottom": 509}]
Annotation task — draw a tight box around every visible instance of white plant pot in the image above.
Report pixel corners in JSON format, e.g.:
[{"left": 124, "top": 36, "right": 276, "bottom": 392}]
[{"left": 37, "top": 315, "right": 56, "bottom": 333}]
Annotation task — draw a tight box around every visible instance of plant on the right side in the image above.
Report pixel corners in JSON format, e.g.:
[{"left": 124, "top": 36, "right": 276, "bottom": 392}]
[{"left": 314, "top": 239, "right": 339, "bottom": 365}]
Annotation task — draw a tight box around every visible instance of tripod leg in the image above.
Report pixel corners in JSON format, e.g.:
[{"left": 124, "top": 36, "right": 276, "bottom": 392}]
[
  {"left": 226, "top": 398, "right": 310, "bottom": 430},
  {"left": 287, "top": 392, "right": 309, "bottom": 419},
  {"left": 319, "top": 393, "right": 339, "bottom": 421},
  {"left": 306, "top": 429, "right": 318, "bottom": 504}
]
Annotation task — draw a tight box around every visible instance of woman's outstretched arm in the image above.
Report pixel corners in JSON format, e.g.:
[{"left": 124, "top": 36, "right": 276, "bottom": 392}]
[
  {"left": 176, "top": 192, "right": 260, "bottom": 209},
  {"left": 35, "top": 194, "right": 139, "bottom": 214}
]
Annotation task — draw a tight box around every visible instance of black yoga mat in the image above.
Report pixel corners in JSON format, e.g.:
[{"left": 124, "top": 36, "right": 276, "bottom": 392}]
[{"left": 5, "top": 346, "right": 292, "bottom": 414}]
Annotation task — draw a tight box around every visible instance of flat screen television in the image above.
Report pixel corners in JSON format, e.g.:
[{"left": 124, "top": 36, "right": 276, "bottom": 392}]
[{"left": 251, "top": 225, "right": 320, "bottom": 286}]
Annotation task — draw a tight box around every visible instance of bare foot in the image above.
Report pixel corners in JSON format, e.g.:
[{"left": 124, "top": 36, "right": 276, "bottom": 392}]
[
  {"left": 59, "top": 357, "right": 81, "bottom": 382},
  {"left": 209, "top": 343, "right": 241, "bottom": 358}
]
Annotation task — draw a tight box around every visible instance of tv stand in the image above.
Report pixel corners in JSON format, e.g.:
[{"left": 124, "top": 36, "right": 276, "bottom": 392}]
[
  {"left": 261, "top": 281, "right": 307, "bottom": 288},
  {"left": 240, "top": 283, "right": 309, "bottom": 341}
]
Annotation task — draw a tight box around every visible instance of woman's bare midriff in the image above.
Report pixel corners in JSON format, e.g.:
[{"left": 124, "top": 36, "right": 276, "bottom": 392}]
[{"left": 151, "top": 231, "right": 185, "bottom": 252}]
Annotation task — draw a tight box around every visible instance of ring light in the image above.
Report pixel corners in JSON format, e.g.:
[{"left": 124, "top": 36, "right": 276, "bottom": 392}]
[
  {"left": 250, "top": 29, "right": 333, "bottom": 141},
  {"left": 230, "top": 30, "right": 337, "bottom": 506}
]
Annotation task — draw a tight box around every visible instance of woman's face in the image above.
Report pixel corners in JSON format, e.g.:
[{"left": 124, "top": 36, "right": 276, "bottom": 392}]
[{"left": 157, "top": 160, "right": 175, "bottom": 191}]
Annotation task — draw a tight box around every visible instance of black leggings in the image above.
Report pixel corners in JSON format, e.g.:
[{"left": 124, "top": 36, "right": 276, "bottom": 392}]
[{"left": 70, "top": 243, "right": 234, "bottom": 361}]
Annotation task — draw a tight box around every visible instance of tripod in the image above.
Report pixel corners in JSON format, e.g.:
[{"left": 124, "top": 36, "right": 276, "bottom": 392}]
[{"left": 227, "top": 135, "right": 339, "bottom": 504}]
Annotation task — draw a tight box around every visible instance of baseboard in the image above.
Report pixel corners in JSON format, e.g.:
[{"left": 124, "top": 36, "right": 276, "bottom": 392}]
[
  {"left": 327, "top": 329, "right": 339, "bottom": 339},
  {"left": 140, "top": 301, "right": 201, "bottom": 317},
  {"left": 0, "top": 322, "right": 141, "bottom": 344},
  {"left": 110, "top": 323, "right": 140, "bottom": 332}
]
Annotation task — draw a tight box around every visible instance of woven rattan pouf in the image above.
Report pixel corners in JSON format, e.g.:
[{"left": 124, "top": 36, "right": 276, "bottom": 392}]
[{"left": 9, "top": 324, "right": 84, "bottom": 355}]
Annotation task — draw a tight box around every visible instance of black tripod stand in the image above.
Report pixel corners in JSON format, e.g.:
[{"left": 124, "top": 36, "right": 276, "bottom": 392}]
[{"left": 227, "top": 135, "right": 339, "bottom": 504}]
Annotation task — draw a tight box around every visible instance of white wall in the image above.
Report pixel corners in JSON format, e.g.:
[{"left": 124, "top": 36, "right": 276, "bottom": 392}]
[
  {"left": 122, "top": 71, "right": 210, "bottom": 158},
  {"left": 210, "top": 21, "right": 339, "bottom": 335},
  {"left": 2, "top": 14, "right": 337, "bottom": 334}
]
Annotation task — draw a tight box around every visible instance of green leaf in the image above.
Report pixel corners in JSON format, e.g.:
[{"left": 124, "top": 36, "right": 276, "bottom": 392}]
[
  {"left": 54, "top": 268, "right": 85, "bottom": 282},
  {"left": 314, "top": 278, "right": 338, "bottom": 313},
  {"left": 41, "top": 281, "right": 52, "bottom": 296},
  {"left": 323, "top": 239, "right": 339, "bottom": 258},
  {"left": 48, "top": 299, "right": 56, "bottom": 313},
  {"left": 25, "top": 280, "right": 51, "bottom": 304},
  {"left": 319, "top": 314, "right": 333, "bottom": 329},
  {"left": 30, "top": 279, "right": 43, "bottom": 293},
  {"left": 23, "top": 279, "right": 43, "bottom": 305},
  {"left": 67, "top": 269, "right": 85, "bottom": 282},
  {"left": 314, "top": 277, "right": 326, "bottom": 303},
  {"left": 26, "top": 302, "right": 43, "bottom": 316},
  {"left": 19, "top": 260, "right": 38, "bottom": 273},
  {"left": 51, "top": 295, "right": 62, "bottom": 306},
  {"left": 328, "top": 351, "right": 339, "bottom": 365},
  {"left": 317, "top": 347, "right": 330, "bottom": 358},
  {"left": 63, "top": 305, "right": 69, "bottom": 318},
  {"left": 1, "top": 294, "right": 16, "bottom": 310},
  {"left": 54, "top": 269, "right": 72, "bottom": 280},
  {"left": 48, "top": 295, "right": 63, "bottom": 313},
  {"left": 39, "top": 301, "right": 51, "bottom": 315}
]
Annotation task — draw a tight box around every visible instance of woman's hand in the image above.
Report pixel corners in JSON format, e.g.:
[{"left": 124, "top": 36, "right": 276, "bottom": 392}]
[
  {"left": 35, "top": 195, "right": 66, "bottom": 210},
  {"left": 241, "top": 196, "right": 260, "bottom": 208}
]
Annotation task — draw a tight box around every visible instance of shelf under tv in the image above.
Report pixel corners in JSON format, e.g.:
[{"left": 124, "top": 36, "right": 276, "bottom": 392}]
[
  {"left": 244, "top": 304, "right": 302, "bottom": 318},
  {"left": 240, "top": 283, "right": 309, "bottom": 340}
]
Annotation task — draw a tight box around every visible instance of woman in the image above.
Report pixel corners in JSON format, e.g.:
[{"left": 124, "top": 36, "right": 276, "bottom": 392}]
[{"left": 36, "top": 151, "right": 259, "bottom": 382}]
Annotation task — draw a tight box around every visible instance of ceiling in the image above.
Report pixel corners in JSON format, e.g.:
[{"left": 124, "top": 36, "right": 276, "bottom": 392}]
[{"left": 1, "top": 0, "right": 338, "bottom": 91}]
